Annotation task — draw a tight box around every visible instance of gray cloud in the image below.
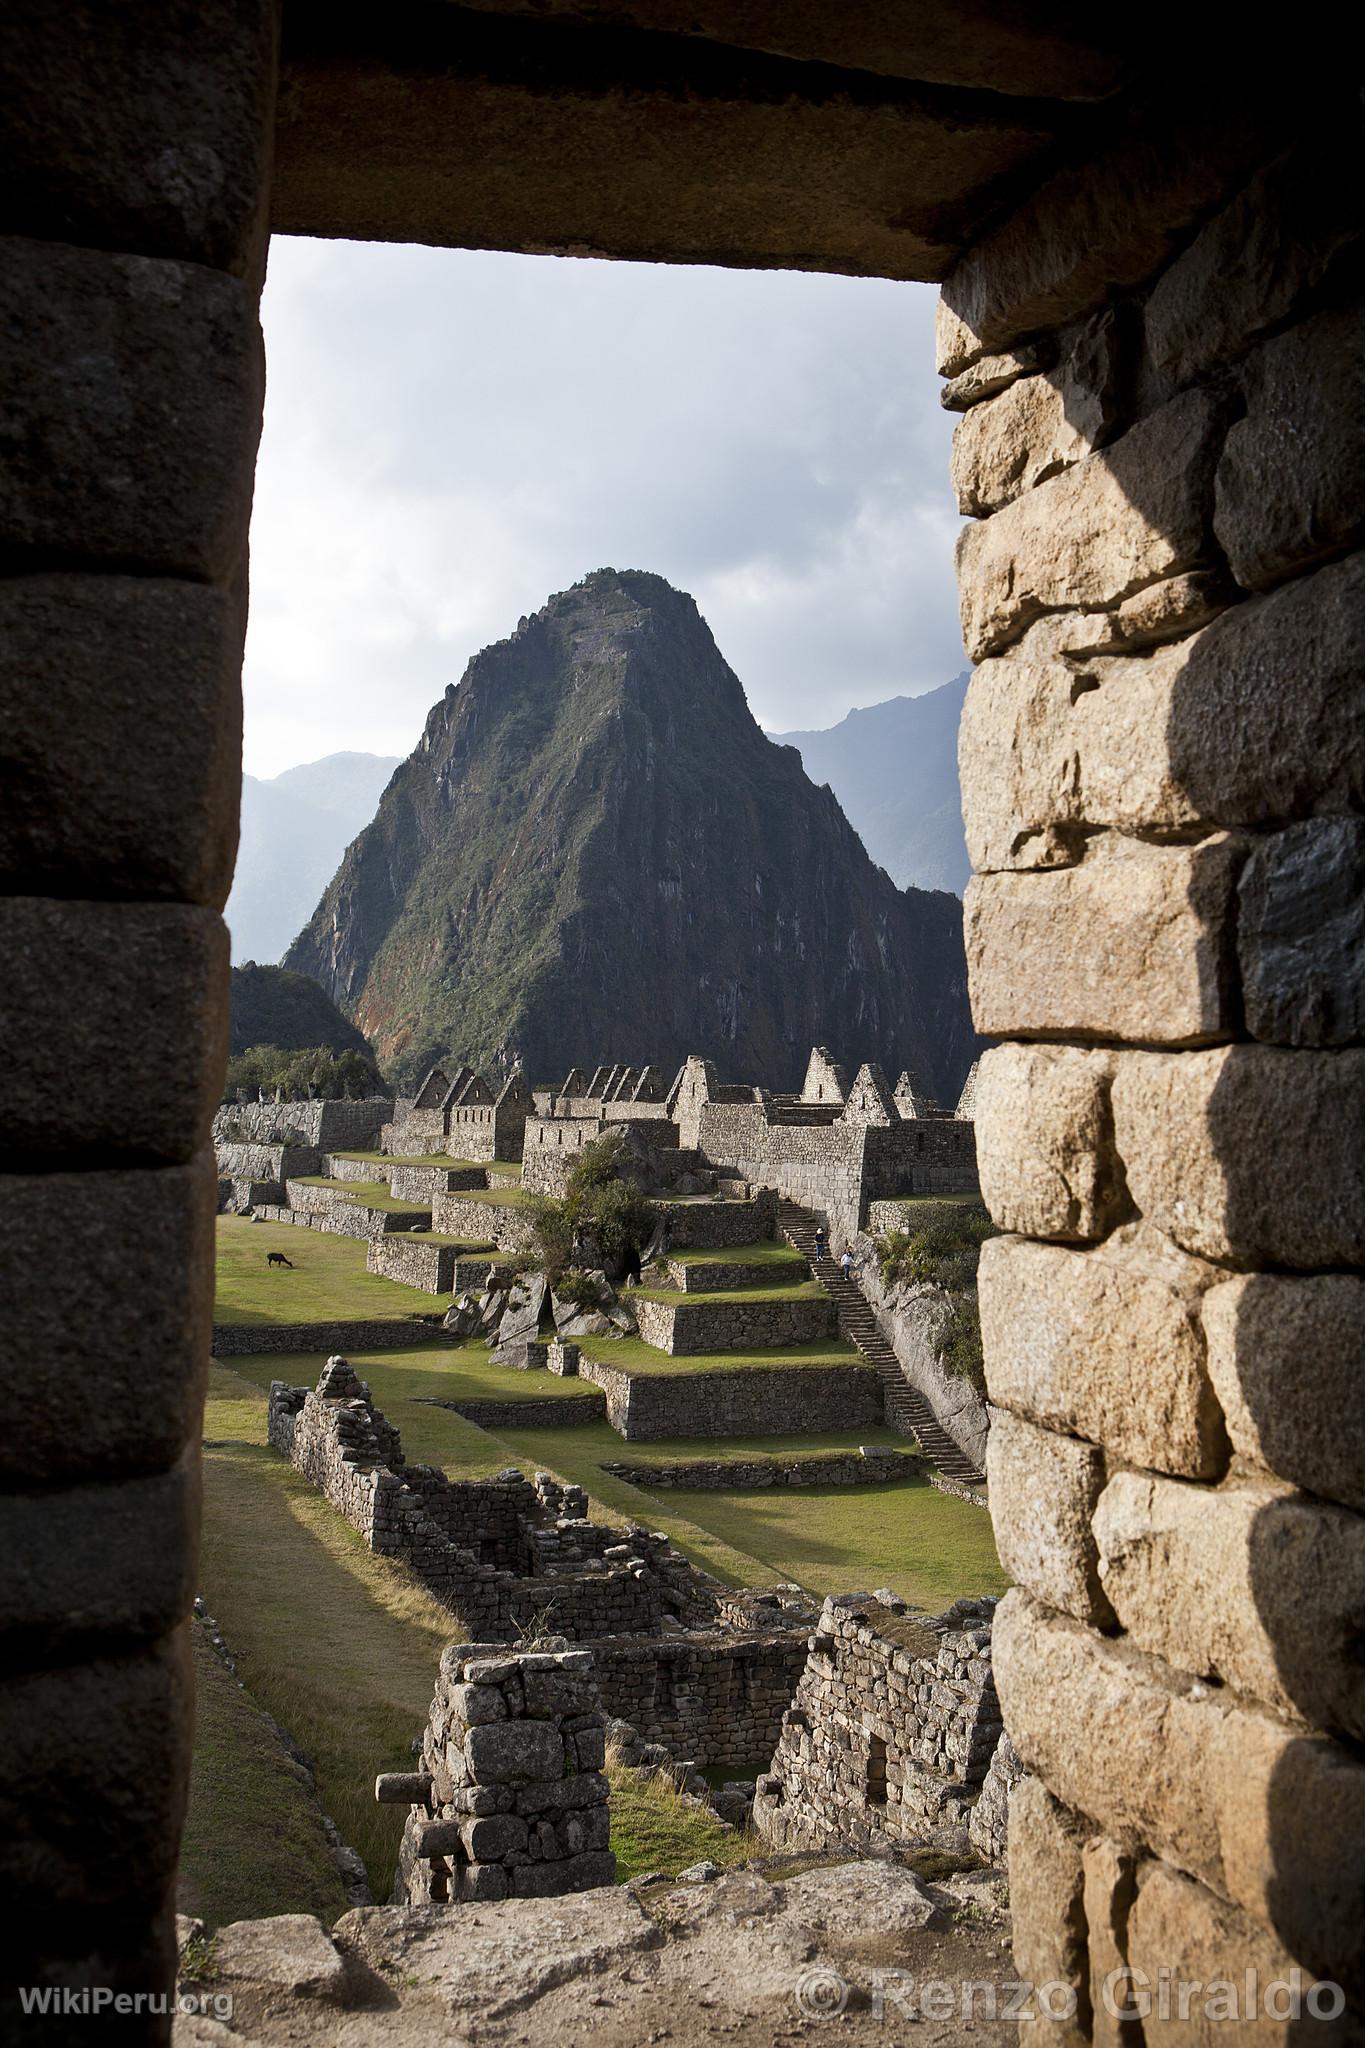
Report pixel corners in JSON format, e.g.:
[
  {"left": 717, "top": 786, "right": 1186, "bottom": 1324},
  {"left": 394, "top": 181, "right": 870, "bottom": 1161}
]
[{"left": 244, "top": 237, "right": 966, "bottom": 774}]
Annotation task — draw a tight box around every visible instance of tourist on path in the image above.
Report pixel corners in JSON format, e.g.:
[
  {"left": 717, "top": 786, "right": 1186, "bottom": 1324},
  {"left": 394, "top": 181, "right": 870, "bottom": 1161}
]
[
  {"left": 813, "top": 1224, "right": 827, "bottom": 1262},
  {"left": 840, "top": 1247, "right": 854, "bottom": 1281}
]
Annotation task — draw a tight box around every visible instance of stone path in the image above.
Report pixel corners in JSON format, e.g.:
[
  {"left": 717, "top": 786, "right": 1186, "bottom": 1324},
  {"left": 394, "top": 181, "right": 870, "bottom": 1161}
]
[{"left": 775, "top": 1199, "right": 986, "bottom": 1486}]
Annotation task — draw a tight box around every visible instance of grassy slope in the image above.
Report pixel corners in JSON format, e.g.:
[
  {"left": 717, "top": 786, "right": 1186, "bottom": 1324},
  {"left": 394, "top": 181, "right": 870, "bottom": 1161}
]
[
  {"left": 179, "top": 1618, "right": 348, "bottom": 1930},
  {"left": 634, "top": 1283, "right": 826, "bottom": 1306},
  {"left": 606, "top": 1761, "right": 750, "bottom": 1884},
  {"left": 668, "top": 1243, "right": 806, "bottom": 1270},
  {"left": 198, "top": 1421, "right": 454, "bottom": 1899},
  {"left": 214, "top": 1215, "right": 444, "bottom": 1328},
  {"left": 575, "top": 1333, "right": 862, "bottom": 1377}
]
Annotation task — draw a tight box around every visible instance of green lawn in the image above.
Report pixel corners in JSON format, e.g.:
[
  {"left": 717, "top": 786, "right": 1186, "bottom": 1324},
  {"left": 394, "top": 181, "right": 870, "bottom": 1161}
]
[
  {"left": 668, "top": 1243, "right": 805, "bottom": 1270},
  {"left": 576, "top": 1332, "right": 862, "bottom": 1377},
  {"left": 214, "top": 1215, "right": 442, "bottom": 1329},
  {"left": 292, "top": 1176, "right": 430, "bottom": 1214},
  {"left": 197, "top": 1437, "right": 455, "bottom": 1901},
  {"left": 443, "top": 1185, "right": 533, "bottom": 1208},
  {"left": 659, "top": 1477, "right": 1006, "bottom": 1611},
  {"left": 179, "top": 1617, "right": 348, "bottom": 1930},
  {"left": 634, "top": 1278, "right": 826, "bottom": 1307}
]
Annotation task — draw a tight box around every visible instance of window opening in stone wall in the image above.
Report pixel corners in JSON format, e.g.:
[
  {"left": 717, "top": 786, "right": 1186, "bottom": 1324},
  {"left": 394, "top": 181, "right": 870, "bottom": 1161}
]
[{"left": 867, "top": 1734, "right": 889, "bottom": 1805}]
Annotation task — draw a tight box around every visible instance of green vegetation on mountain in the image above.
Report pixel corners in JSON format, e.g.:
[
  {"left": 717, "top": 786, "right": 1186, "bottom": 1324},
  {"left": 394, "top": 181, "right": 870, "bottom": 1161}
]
[
  {"left": 229, "top": 962, "right": 378, "bottom": 1060},
  {"left": 285, "top": 570, "right": 978, "bottom": 1095}
]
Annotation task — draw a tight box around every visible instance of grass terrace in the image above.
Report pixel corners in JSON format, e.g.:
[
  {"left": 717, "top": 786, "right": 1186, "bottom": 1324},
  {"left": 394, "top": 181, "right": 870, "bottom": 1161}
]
[
  {"left": 205, "top": 1350, "right": 1003, "bottom": 1610},
  {"left": 632, "top": 1279, "right": 826, "bottom": 1307},
  {"left": 291, "top": 1176, "right": 430, "bottom": 1213},
  {"left": 331, "top": 1150, "right": 524, "bottom": 1177},
  {"left": 214, "top": 1215, "right": 444, "bottom": 1329},
  {"left": 575, "top": 1332, "right": 861, "bottom": 1377},
  {"left": 667, "top": 1242, "right": 806, "bottom": 1271}
]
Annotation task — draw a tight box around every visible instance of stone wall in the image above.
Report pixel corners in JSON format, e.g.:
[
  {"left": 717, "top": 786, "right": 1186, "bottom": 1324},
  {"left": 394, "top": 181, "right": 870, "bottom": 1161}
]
[
  {"left": 216, "top": 1097, "right": 394, "bottom": 1150},
  {"left": 212, "top": 1316, "right": 451, "bottom": 1357},
  {"left": 366, "top": 1235, "right": 498, "bottom": 1295},
  {"left": 591, "top": 1630, "right": 811, "bottom": 1771},
  {"left": 431, "top": 1194, "right": 539, "bottom": 1250},
  {"left": 522, "top": 1114, "right": 683, "bottom": 1196},
  {"left": 215, "top": 1139, "right": 318, "bottom": 1182},
  {"left": 385, "top": 1639, "right": 614, "bottom": 1905},
  {"left": 265, "top": 1358, "right": 717, "bottom": 1640},
  {"left": 752, "top": 1593, "right": 1002, "bottom": 1853},
  {"left": 632, "top": 1292, "right": 836, "bottom": 1355},
  {"left": 577, "top": 1356, "right": 883, "bottom": 1441},
  {"left": 694, "top": 1105, "right": 977, "bottom": 1243},
  {"left": 657, "top": 1191, "right": 777, "bottom": 1248},
  {"left": 602, "top": 1447, "right": 921, "bottom": 1490},
  {"left": 946, "top": 99, "right": 1365, "bottom": 2020}
]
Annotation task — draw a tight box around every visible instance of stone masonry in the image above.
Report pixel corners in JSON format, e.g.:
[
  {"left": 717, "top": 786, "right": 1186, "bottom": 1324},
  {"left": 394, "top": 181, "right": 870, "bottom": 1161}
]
[
  {"left": 949, "top": 92, "right": 1365, "bottom": 2026},
  {"left": 267, "top": 1358, "right": 698, "bottom": 1641},
  {"left": 380, "top": 1638, "right": 614, "bottom": 1905},
  {"left": 752, "top": 1592, "right": 1003, "bottom": 1854}
]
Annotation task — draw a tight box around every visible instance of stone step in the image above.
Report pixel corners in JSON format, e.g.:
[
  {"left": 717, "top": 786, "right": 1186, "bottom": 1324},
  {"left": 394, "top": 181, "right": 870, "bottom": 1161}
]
[{"left": 776, "top": 1196, "right": 984, "bottom": 1483}]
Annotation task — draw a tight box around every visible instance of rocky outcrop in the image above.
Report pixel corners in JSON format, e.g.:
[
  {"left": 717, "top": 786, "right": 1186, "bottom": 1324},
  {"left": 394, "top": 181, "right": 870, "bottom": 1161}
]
[
  {"left": 851, "top": 1233, "right": 990, "bottom": 1472},
  {"left": 285, "top": 570, "right": 978, "bottom": 1096}
]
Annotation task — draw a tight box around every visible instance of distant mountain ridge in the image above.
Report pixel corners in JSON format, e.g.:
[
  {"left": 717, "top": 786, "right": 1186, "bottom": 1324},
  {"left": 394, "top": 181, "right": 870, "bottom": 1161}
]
[
  {"left": 772, "top": 675, "right": 971, "bottom": 895},
  {"left": 284, "top": 569, "right": 980, "bottom": 1097},
  {"left": 229, "top": 962, "right": 374, "bottom": 1058},
  {"left": 226, "top": 751, "right": 402, "bottom": 965}
]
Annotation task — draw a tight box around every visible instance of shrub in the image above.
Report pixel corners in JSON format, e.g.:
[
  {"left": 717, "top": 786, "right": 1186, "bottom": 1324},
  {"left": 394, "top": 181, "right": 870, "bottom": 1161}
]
[
  {"left": 528, "top": 1133, "right": 657, "bottom": 1285},
  {"left": 225, "top": 1043, "right": 386, "bottom": 1102},
  {"left": 875, "top": 1202, "right": 998, "bottom": 1393}
]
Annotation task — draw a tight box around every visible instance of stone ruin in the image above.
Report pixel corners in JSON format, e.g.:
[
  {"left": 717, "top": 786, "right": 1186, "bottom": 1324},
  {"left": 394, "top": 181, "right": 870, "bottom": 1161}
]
[
  {"left": 523, "top": 1045, "right": 978, "bottom": 1241},
  {"left": 752, "top": 1591, "right": 1006, "bottom": 1857},
  {"left": 267, "top": 1357, "right": 718, "bottom": 1642},
  {"left": 377, "top": 1638, "right": 614, "bottom": 1906},
  {"left": 384, "top": 1064, "right": 533, "bottom": 1162}
]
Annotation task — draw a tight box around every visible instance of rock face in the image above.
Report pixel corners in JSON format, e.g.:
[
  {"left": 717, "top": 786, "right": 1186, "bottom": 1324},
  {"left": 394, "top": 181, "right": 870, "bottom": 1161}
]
[
  {"left": 852, "top": 1237, "right": 990, "bottom": 1471},
  {"left": 284, "top": 571, "right": 977, "bottom": 1096}
]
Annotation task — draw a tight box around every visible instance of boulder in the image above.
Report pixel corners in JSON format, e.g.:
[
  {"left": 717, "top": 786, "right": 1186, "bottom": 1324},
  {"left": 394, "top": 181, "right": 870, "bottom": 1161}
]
[{"left": 442, "top": 1292, "right": 481, "bottom": 1338}]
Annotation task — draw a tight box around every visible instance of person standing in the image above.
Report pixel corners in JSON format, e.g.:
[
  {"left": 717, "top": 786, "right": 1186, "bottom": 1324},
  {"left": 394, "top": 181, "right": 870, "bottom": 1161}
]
[
  {"left": 840, "top": 1247, "right": 854, "bottom": 1281},
  {"left": 813, "top": 1224, "right": 827, "bottom": 1262}
]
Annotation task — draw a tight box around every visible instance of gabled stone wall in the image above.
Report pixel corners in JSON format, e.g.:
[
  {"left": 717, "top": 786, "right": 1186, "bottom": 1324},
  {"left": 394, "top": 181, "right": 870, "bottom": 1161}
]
[{"left": 752, "top": 1592, "right": 1002, "bottom": 1853}]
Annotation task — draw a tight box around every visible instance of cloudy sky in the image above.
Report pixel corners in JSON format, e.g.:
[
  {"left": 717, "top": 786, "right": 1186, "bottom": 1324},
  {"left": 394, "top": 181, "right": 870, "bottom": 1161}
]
[{"left": 243, "top": 236, "right": 966, "bottom": 778}]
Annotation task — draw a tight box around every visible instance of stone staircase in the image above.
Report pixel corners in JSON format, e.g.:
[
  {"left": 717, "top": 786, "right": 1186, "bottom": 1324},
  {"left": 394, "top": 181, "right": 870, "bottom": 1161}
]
[{"left": 775, "top": 1198, "right": 986, "bottom": 1488}]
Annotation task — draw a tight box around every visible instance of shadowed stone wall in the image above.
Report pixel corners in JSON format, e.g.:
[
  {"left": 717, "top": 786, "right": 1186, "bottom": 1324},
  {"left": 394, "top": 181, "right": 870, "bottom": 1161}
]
[
  {"left": 0, "top": 2, "right": 279, "bottom": 2025},
  {"left": 946, "top": 91, "right": 1365, "bottom": 2025}
]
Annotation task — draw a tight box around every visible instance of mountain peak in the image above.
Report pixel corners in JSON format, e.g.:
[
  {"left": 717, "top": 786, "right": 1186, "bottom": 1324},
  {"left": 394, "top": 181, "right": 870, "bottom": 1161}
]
[{"left": 285, "top": 576, "right": 977, "bottom": 1096}]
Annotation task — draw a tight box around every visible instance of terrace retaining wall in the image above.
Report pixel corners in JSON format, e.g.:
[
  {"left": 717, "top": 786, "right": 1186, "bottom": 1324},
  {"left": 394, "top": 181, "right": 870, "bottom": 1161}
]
[
  {"left": 432, "top": 1194, "right": 538, "bottom": 1250},
  {"left": 213, "top": 1316, "right": 452, "bottom": 1356},
  {"left": 601, "top": 1447, "right": 922, "bottom": 1489},
  {"left": 576, "top": 1357, "right": 883, "bottom": 1442},
  {"left": 632, "top": 1293, "right": 836, "bottom": 1355}
]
